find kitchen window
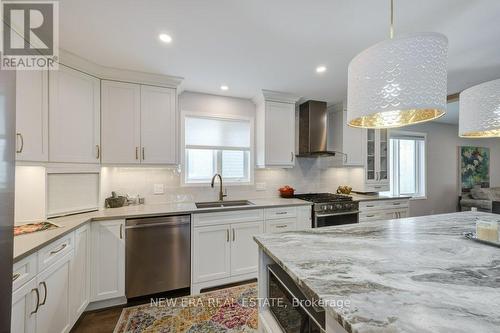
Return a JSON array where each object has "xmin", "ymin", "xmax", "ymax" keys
[
  {"xmin": 388, "ymin": 131, "xmax": 426, "ymax": 198},
  {"xmin": 183, "ymin": 115, "xmax": 253, "ymax": 184}
]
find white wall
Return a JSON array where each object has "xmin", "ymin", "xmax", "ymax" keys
[
  {"xmin": 403, "ymin": 122, "xmax": 500, "ymax": 217},
  {"xmin": 15, "ymin": 166, "xmax": 46, "ymax": 224}
]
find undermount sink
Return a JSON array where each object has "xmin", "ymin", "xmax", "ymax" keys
[{"xmin": 195, "ymin": 200, "xmax": 254, "ymax": 209}]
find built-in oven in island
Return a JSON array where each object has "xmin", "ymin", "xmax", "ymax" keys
[{"xmin": 268, "ymin": 264, "xmax": 325, "ymax": 333}]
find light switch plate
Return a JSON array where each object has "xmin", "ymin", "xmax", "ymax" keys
[
  {"xmin": 153, "ymin": 184, "xmax": 165, "ymax": 195},
  {"xmin": 256, "ymin": 182, "xmax": 266, "ymax": 191}
]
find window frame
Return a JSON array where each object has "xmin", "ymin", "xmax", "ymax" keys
[
  {"xmin": 180, "ymin": 111, "xmax": 255, "ymax": 186},
  {"xmin": 388, "ymin": 130, "xmax": 427, "ymax": 199}
]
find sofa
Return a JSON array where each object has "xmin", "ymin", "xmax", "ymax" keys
[{"xmin": 460, "ymin": 187, "xmax": 500, "ymax": 213}]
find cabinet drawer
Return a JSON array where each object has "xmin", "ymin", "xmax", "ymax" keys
[
  {"xmin": 194, "ymin": 209, "xmax": 264, "ymax": 227},
  {"xmin": 382, "ymin": 200, "xmax": 409, "ymax": 209},
  {"xmin": 266, "ymin": 218, "xmax": 297, "ymax": 233},
  {"xmin": 359, "ymin": 212, "xmax": 386, "ymax": 222},
  {"xmin": 12, "ymin": 253, "xmax": 37, "ymax": 292},
  {"xmin": 264, "ymin": 207, "xmax": 297, "ymax": 220},
  {"xmin": 38, "ymin": 233, "xmax": 74, "ymax": 272},
  {"xmin": 360, "ymin": 199, "xmax": 409, "ymax": 211}
]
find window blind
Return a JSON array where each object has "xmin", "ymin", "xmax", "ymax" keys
[{"xmin": 185, "ymin": 116, "xmax": 250, "ymax": 149}]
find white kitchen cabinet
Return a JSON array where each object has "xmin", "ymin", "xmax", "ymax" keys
[
  {"xmin": 15, "ymin": 69, "xmax": 49, "ymax": 162},
  {"xmin": 361, "ymin": 129, "xmax": 390, "ymax": 192},
  {"xmin": 140, "ymin": 85, "xmax": 177, "ymax": 164},
  {"xmin": 11, "ymin": 277, "xmax": 37, "ymax": 333},
  {"xmin": 90, "ymin": 219, "xmax": 125, "ymax": 302},
  {"xmin": 101, "ymin": 81, "xmax": 178, "ymax": 165},
  {"xmin": 266, "ymin": 218, "xmax": 297, "ymax": 233},
  {"xmin": 255, "ymin": 90, "xmax": 300, "ymax": 168},
  {"xmin": 49, "ymin": 65, "xmax": 100, "ymax": 163},
  {"xmin": 101, "ymin": 81, "xmax": 141, "ymax": 164},
  {"xmin": 36, "ymin": 253, "xmax": 72, "ymax": 333},
  {"xmin": 296, "ymin": 205, "xmax": 312, "ymax": 230},
  {"xmin": 69, "ymin": 224, "xmax": 90, "ymax": 325},
  {"xmin": 230, "ymin": 221, "xmax": 263, "ymax": 276},
  {"xmin": 192, "ymin": 224, "xmax": 231, "ymax": 283},
  {"xmin": 329, "ymin": 103, "xmax": 363, "ymax": 166},
  {"xmin": 359, "ymin": 199, "xmax": 409, "ymax": 222}
]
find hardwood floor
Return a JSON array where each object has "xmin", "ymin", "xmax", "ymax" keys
[{"xmin": 71, "ymin": 280, "xmax": 256, "ymax": 333}]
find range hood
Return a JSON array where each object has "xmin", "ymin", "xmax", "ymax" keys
[{"xmin": 297, "ymin": 100, "xmax": 337, "ymax": 157}]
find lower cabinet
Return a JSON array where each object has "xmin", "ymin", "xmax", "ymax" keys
[
  {"xmin": 11, "ymin": 277, "xmax": 37, "ymax": 333},
  {"xmin": 359, "ymin": 199, "xmax": 410, "ymax": 223},
  {"xmin": 90, "ymin": 219, "xmax": 125, "ymax": 302},
  {"xmin": 36, "ymin": 253, "xmax": 72, "ymax": 333},
  {"xmin": 230, "ymin": 221, "xmax": 264, "ymax": 276},
  {"xmin": 69, "ymin": 224, "xmax": 91, "ymax": 325},
  {"xmin": 192, "ymin": 224, "xmax": 231, "ymax": 283}
]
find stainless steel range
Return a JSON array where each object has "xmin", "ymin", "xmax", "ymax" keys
[{"xmin": 294, "ymin": 193, "xmax": 359, "ymax": 228}]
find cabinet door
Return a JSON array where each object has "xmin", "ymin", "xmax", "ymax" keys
[
  {"xmin": 70, "ymin": 224, "xmax": 90, "ymax": 325},
  {"xmin": 140, "ymin": 85, "xmax": 177, "ymax": 164},
  {"xmin": 36, "ymin": 253, "xmax": 72, "ymax": 333},
  {"xmin": 90, "ymin": 220, "xmax": 125, "ymax": 302},
  {"xmin": 49, "ymin": 65, "xmax": 100, "ymax": 163},
  {"xmin": 192, "ymin": 225, "xmax": 231, "ymax": 283},
  {"xmin": 101, "ymin": 81, "xmax": 141, "ymax": 164},
  {"xmin": 377, "ymin": 129, "xmax": 389, "ymax": 182},
  {"xmin": 365, "ymin": 129, "xmax": 376, "ymax": 183},
  {"xmin": 296, "ymin": 206, "xmax": 312, "ymax": 230},
  {"xmin": 230, "ymin": 221, "xmax": 263, "ymax": 276},
  {"xmin": 265, "ymin": 101, "xmax": 295, "ymax": 166},
  {"xmin": 16, "ymin": 69, "xmax": 48, "ymax": 162},
  {"xmin": 11, "ymin": 278, "xmax": 37, "ymax": 333}
]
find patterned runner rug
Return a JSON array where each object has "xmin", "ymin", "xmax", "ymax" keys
[{"xmin": 114, "ymin": 283, "xmax": 258, "ymax": 333}]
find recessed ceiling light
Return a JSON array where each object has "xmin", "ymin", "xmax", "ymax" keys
[
  {"xmin": 159, "ymin": 33, "xmax": 172, "ymax": 43},
  {"xmin": 316, "ymin": 66, "xmax": 327, "ymax": 73},
  {"xmin": 220, "ymin": 85, "xmax": 229, "ymax": 91}
]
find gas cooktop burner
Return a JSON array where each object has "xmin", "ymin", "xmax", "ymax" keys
[{"xmin": 293, "ymin": 193, "xmax": 352, "ymax": 203}]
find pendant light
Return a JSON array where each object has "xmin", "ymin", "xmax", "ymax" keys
[
  {"xmin": 347, "ymin": 0, "xmax": 448, "ymax": 128},
  {"xmin": 459, "ymin": 78, "xmax": 500, "ymax": 137}
]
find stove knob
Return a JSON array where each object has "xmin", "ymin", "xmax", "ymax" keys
[{"xmin": 335, "ymin": 204, "xmax": 342, "ymax": 210}]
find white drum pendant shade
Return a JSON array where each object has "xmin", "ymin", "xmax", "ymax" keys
[
  {"xmin": 459, "ymin": 79, "xmax": 500, "ymax": 138},
  {"xmin": 347, "ymin": 32, "xmax": 448, "ymax": 128}
]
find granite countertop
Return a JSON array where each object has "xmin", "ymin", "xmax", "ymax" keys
[
  {"xmin": 254, "ymin": 211, "xmax": 500, "ymax": 333},
  {"xmin": 350, "ymin": 193, "xmax": 412, "ymax": 202},
  {"xmin": 14, "ymin": 197, "xmax": 311, "ymax": 262}
]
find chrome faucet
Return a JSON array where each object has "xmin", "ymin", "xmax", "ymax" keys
[{"xmin": 211, "ymin": 173, "xmax": 227, "ymax": 202}]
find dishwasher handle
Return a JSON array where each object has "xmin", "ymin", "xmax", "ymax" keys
[
  {"xmin": 125, "ymin": 221, "xmax": 190, "ymax": 229},
  {"xmin": 125, "ymin": 215, "xmax": 191, "ymax": 229}
]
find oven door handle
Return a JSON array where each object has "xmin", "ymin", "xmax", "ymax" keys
[{"xmin": 315, "ymin": 211, "xmax": 360, "ymax": 218}]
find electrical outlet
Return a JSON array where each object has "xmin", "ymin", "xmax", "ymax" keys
[
  {"xmin": 153, "ymin": 184, "xmax": 165, "ymax": 195},
  {"xmin": 256, "ymin": 182, "xmax": 266, "ymax": 191}
]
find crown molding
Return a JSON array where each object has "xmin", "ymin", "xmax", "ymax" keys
[
  {"xmin": 58, "ymin": 49, "xmax": 183, "ymax": 88},
  {"xmin": 252, "ymin": 89, "xmax": 301, "ymax": 105}
]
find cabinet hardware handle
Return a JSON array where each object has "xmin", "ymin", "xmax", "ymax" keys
[
  {"xmin": 96, "ymin": 144, "xmax": 100, "ymax": 159},
  {"xmin": 366, "ymin": 205, "xmax": 375, "ymax": 208},
  {"xmin": 12, "ymin": 273, "xmax": 20, "ymax": 281},
  {"xmin": 120, "ymin": 224, "xmax": 123, "ymax": 239},
  {"xmin": 135, "ymin": 147, "xmax": 139, "ymax": 160},
  {"xmin": 226, "ymin": 229, "xmax": 230, "ymax": 242},
  {"xmin": 142, "ymin": 147, "xmax": 145, "ymax": 160},
  {"xmin": 30, "ymin": 288, "xmax": 40, "ymax": 315},
  {"xmin": 50, "ymin": 243, "xmax": 67, "ymax": 255},
  {"xmin": 366, "ymin": 215, "xmax": 375, "ymax": 218},
  {"xmin": 232, "ymin": 228, "xmax": 236, "ymax": 241},
  {"xmin": 39, "ymin": 282, "xmax": 47, "ymax": 306},
  {"xmin": 16, "ymin": 133, "xmax": 24, "ymax": 153},
  {"xmin": 276, "ymin": 212, "xmax": 287, "ymax": 215},
  {"xmin": 291, "ymin": 152, "xmax": 294, "ymax": 162},
  {"xmin": 393, "ymin": 203, "xmax": 400, "ymax": 205},
  {"xmin": 275, "ymin": 225, "xmax": 287, "ymax": 229}
]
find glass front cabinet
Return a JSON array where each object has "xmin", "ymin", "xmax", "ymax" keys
[{"xmin": 363, "ymin": 129, "xmax": 390, "ymax": 192}]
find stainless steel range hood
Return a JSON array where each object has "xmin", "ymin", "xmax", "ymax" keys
[{"xmin": 297, "ymin": 100, "xmax": 337, "ymax": 157}]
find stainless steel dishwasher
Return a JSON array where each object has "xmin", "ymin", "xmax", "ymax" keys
[{"xmin": 125, "ymin": 215, "xmax": 191, "ymax": 298}]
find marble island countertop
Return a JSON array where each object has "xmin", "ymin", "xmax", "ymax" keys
[
  {"xmin": 14, "ymin": 197, "xmax": 311, "ymax": 262},
  {"xmin": 254, "ymin": 211, "xmax": 500, "ymax": 333}
]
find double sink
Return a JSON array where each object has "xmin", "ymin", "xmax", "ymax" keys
[{"xmin": 195, "ymin": 200, "xmax": 254, "ymax": 209}]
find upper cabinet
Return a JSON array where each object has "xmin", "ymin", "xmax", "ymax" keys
[
  {"xmin": 329, "ymin": 102, "xmax": 364, "ymax": 166},
  {"xmin": 255, "ymin": 90, "xmax": 300, "ymax": 168},
  {"xmin": 49, "ymin": 65, "xmax": 101, "ymax": 163},
  {"xmin": 15, "ymin": 69, "xmax": 49, "ymax": 162},
  {"xmin": 101, "ymin": 81, "xmax": 178, "ymax": 165},
  {"xmin": 362, "ymin": 128, "xmax": 389, "ymax": 192}
]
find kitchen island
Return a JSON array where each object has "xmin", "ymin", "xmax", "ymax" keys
[{"xmin": 254, "ymin": 212, "xmax": 500, "ymax": 333}]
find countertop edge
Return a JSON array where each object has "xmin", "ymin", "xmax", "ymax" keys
[{"xmin": 14, "ymin": 199, "xmax": 312, "ymax": 263}]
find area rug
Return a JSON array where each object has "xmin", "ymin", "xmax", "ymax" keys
[{"xmin": 113, "ymin": 283, "xmax": 258, "ymax": 333}]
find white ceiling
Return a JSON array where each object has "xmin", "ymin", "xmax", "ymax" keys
[{"xmin": 59, "ymin": 0, "xmax": 500, "ymax": 123}]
